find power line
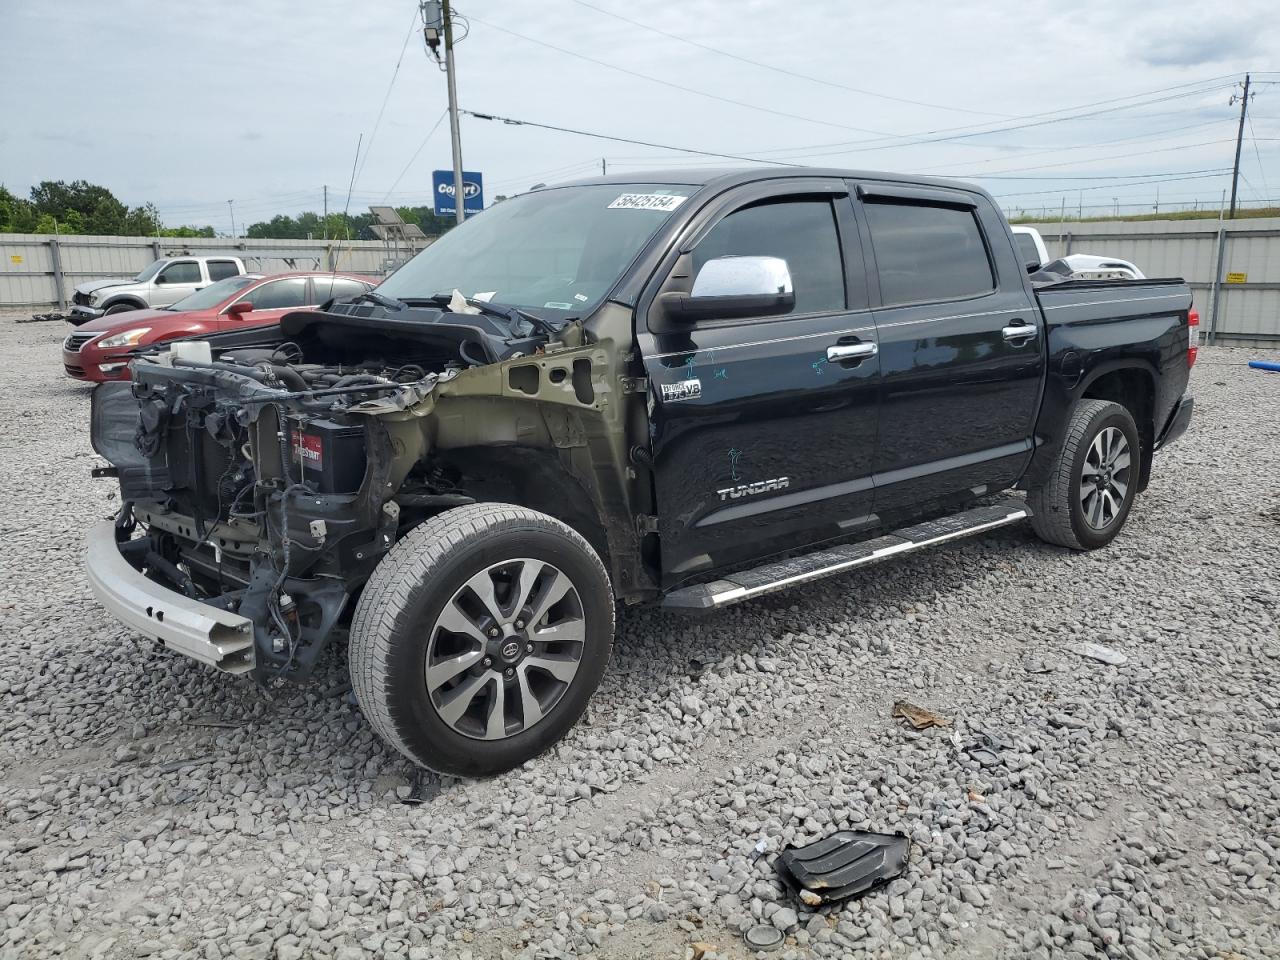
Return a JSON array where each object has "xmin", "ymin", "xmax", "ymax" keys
[
  {"xmin": 1247, "ymin": 115, "xmax": 1271, "ymax": 206},
  {"xmin": 463, "ymin": 109, "xmax": 798, "ymax": 166},
  {"xmin": 949, "ymin": 137, "xmax": 1237, "ymax": 178},
  {"xmin": 382, "ymin": 109, "xmax": 450, "ymax": 201},
  {"xmin": 568, "ymin": 0, "xmax": 1012, "ymax": 120},
  {"xmin": 466, "ymin": 14, "xmax": 893, "ymax": 136},
  {"xmin": 753, "ymin": 82, "xmax": 1239, "ymax": 161},
  {"xmin": 354, "ymin": 7, "xmax": 421, "ymax": 187},
  {"xmin": 969, "ymin": 167, "xmax": 1234, "ymax": 181},
  {"xmin": 991, "ymin": 170, "xmax": 1231, "ymax": 199}
]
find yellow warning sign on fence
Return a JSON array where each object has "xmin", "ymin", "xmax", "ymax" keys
[
  {"xmin": 1225, "ymin": 272, "xmax": 1247, "ymax": 284},
  {"xmin": 8, "ymin": 255, "xmax": 21, "ymax": 265}
]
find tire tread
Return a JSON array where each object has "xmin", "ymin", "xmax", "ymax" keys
[
  {"xmin": 348, "ymin": 503, "xmax": 613, "ymax": 772},
  {"xmin": 1029, "ymin": 399, "xmax": 1129, "ymax": 550}
]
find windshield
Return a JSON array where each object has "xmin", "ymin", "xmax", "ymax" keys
[
  {"xmin": 167, "ymin": 275, "xmax": 257, "ymax": 311},
  {"xmin": 133, "ymin": 260, "xmax": 166, "ymax": 282},
  {"xmin": 377, "ymin": 183, "xmax": 696, "ymax": 315}
]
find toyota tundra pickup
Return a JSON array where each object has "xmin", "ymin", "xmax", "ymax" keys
[{"xmin": 85, "ymin": 168, "xmax": 1196, "ymax": 777}]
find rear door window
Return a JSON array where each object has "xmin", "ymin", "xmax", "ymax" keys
[
  {"xmin": 311, "ymin": 277, "xmax": 369, "ymax": 304},
  {"xmin": 863, "ymin": 200, "xmax": 994, "ymax": 306},
  {"xmin": 692, "ymin": 199, "xmax": 845, "ymax": 316},
  {"xmin": 241, "ymin": 278, "xmax": 310, "ymax": 310},
  {"xmin": 207, "ymin": 260, "xmax": 240, "ymax": 281}
]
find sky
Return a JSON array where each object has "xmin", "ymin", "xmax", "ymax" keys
[{"xmin": 1, "ymin": 0, "xmax": 1276, "ymax": 232}]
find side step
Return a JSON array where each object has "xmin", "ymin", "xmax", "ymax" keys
[{"xmin": 661, "ymin": 499, "xmax": 1030, "ymax": 612}]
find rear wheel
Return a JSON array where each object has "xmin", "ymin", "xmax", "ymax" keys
[
  {"xmin": 349, "ymin": 504, "xmax": 614, "ymax": 777},
  {"xmin": 1029, "ymin": 399, "xmax": 1140, "ymax": 550}
]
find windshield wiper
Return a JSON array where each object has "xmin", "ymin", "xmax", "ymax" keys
[{"xmin": 348, "ymin": 290, "xmax": 408, "ymax": 311}]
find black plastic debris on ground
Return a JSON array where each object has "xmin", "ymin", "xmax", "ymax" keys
[
  {"xmin": 775, "ymin": 830, "xmax": 909, "ymax": 906},
  {"xmin": 964, "ymin": 730, "xmax": 1006, "ymax": 767}
]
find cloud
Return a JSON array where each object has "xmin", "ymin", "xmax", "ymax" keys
[{"xmin": 1134, "ymin": 24, "xmax": 1258, "ymax": 67}]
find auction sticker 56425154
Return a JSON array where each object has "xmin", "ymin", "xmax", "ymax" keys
[{"xmin": 608, "ymin": 193, "xmax": 687, "ymax": 212}]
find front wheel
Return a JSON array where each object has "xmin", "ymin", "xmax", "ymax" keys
[
  {"xmin": 1029, "ymin": 399, "xmax": 1141, "ymax": 550},
  {"xmin": 349, "ymin": 504, "xmax": 614, "ymax": 777},
  {"xmin": 104, "ymin": 302, "xmax": 140, "ymax": 315}
]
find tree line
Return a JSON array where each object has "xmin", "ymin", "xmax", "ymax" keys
[
  {"xmin": 0, "ymin": 179, "xmax": 460, "ymax": 241},
  {"xmin": 0, "ymin": 181, "xmax": 216, "ymax": 237}
]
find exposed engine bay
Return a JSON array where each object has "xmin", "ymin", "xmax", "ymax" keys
[{"xmin": 89, "ymin": 304, "xmax": 587, "ymax": 680}]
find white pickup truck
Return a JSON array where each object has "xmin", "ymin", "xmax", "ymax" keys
[
  {"xmin": 68, "ymin": 256, "xmax": 247, "ymax": 324},
  {"xmin": 1011, "ymin": 226, "xmax": 1145, "ymax": 280}
]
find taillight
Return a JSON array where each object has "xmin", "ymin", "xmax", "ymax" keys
[{"xmin": 1187, "ymin": 307, "xmax": 1200, "ymax": 368}]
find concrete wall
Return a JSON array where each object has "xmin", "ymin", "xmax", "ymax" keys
[
  {"xmin": 0, "ymin": 234, "xmax": 432, "ymax": 309},
  {"xmin": 1023, "ymin": 216, "xmax": 1280, "ymax": 346}
]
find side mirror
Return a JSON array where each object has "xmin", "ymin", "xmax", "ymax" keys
[
  {"xmin": 1024, "ymin": 260, "xmax": 1041, "ymax": 274},
  {"xmin": 661, "ymin": 255, "xmax": 795, "ymax": 323},
  {"xmin": 226, "ymin": 301, "xmax": 253, "ymax": 316}
]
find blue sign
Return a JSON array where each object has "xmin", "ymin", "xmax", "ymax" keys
[{"xmin": 432, "ymin": 170, "xmax": 484, "ymax": 217}]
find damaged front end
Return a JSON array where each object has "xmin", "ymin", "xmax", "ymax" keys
[{"xmin": 86, "ymin": 308, "xmax": 516, "ymax": 681}]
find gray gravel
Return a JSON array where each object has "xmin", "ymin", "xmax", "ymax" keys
[{"xmin": 1, "ymin": 311, "xmax": 1278, "ymax": 960}]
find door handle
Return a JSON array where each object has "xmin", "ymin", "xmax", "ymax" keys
[
  {"xmin": 827, "ymin": 341, "xmax": 878, "ymax": 363},
  {"xmin": 1002, "ymin": 321, "xmax": 1037, "ymax": 343}
]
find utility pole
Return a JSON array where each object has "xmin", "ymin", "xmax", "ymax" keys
[
  {"xmin": 442, "ymin": 0, "xmax": 466, "ymax": 225},
  {"xmin": 323, "ymin": 185, "xmax": 328, "ymax": 240},
  {"xmin": 601, "ymin": 158, "xmax": 607, "ymax": 176},
  {"xmin": 1229, "ymin": 73, "xmax": 1252, "ymax": 219},
  {"xmin": 227, "ymin": 200, "xmax": 237, "ymax": 239}
]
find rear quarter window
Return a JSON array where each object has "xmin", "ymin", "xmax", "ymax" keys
[
  {"xmin": 207, "ymin": 260, "xmax": 240, "ymax": 281},
  {"xmin": 864, "ymin": 201, "xmax": 994, "ymax": 306}
]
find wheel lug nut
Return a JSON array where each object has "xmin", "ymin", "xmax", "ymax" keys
[
  {"xmin": 526, "ymin": 643, "xmax": 533, "ymax": 653},
  {"xmin": 504, "ymin": 667, "xmax": 514, "ymax": 678},
  {"xmin": 483, "ymin": 657, "xmax": 493, "ymax": 668},
  {"xmin": 515, "ymin": 619, "xmax": 525, "ymax": 629},
  {"xmin": 488, "ymin": 627, "xmax": 500, "ymax": 638}
]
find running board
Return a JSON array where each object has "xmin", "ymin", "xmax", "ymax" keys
[{"xmin": 661, "ymin": 499, "xmax": 1030, "ymax": 613}]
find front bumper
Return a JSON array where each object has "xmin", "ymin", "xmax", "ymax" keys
[
  {"xmin": 1155, "ymin": 394, "xmax": 1193, "ymax": 450},
  {"xmin": 69, "ymin": 305, "xmax": 105, "ymax": 324},
  {"xmin": 62, "ymin": 347, "xmax": 129, "ymax": 381},
  {"xmin": 85, "ymin": 521, "xmax": 256, "ymax": 674}
]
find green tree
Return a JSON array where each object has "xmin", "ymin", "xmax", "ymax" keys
[
  {"xmin": 86, "ymin": 196, "xmax": 127, "ymax": 234},
  {"xmin": 30, "ymin": 180, "xmax": 119, "ymax": 222}
]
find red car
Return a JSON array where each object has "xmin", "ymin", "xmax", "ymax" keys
[{"xmin": 62, "ymin": 272, "xmax": 373, "ymax": 382}]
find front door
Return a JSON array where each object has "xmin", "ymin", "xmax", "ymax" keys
[
  {"xmin": 853, "ymin": 181, "xmax": 1044, "ymax": 514},
  {"xmin": 639, "ymin": 182, "xmax": 880, "ymax": 583}
]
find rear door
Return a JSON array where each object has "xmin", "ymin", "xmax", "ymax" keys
[
  {"xmin": 853, "ymin": 182, "xmax": 1043, "ymax": 514},
  {"xmin": 150, "ymin": 259, "xmax": 204, "ymax": 306},
  {"xmin": 217, "ymin": 277, "xmax": 311, "ymax": 329},
  {"xmin": 639, "ymin": 179, "xmax": 880, "ymax": 583},
  {"xmin": 309, "ymin": 276, "xmax": 371, "ymax": 305}
]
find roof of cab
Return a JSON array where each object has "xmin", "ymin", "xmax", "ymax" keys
[{"xmin": 551, "ymin": 165, "xmax": 992, "ymax": 199}]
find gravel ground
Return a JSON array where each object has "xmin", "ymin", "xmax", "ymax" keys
[{"xmin": 1, "ymin": 311, "xmax": 1277, "ymax": 960}]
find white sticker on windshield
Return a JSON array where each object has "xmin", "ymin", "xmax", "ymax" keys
[{"xmin": 608, "ymin": 193, "xmax": 687, "ymax": 212}]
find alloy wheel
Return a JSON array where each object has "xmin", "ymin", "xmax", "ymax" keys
[
  {"xmin": 1080, "ymin": 426, "xmax": 1131, "ymax": 530},
  {"xmin": 424, "ymin": 559, "xmax": 585, "ymax": 740}
]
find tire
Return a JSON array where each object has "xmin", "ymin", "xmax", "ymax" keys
[
  {"xmin": 349, "ymin": 503, "xmax": 614, "ymax": 777},
  {"xmin": 1029, "ymin": 399, "xmax": 1141, "ymax": 550},
  {"xmin": 104, "ymin": 302, "xmax": 140, "ymax": 315}
]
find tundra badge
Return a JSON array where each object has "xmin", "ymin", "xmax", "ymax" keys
[{"xmin": 717, "ymin": 477, "xmax": 790, "ymax": 501}]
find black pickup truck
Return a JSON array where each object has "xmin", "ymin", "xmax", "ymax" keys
[{"xmin": 86, "ymin": 168, "xmax": 1196, "ymax": 776}]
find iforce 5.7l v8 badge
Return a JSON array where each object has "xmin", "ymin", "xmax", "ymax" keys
[{"xmin": 660, "ymin": 379, "xmax": 702, "ymax": 402}]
